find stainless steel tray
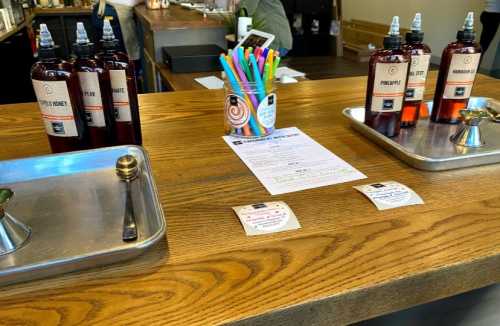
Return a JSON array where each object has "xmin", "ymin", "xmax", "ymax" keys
[
  {"xmin": 343, "ymin": 97, "xmax": 500, "ymax": 171},
  {"xmin": 0, "ymin": 146, "xmax": 166, "ymax": 285}
]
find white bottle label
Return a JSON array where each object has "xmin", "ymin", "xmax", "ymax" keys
[
  {"xmin": 443, "ymin": 53, "xmax": 481, "ymax": 99},
  {"xmin": 32, "ymin": 79, "xmax": 78, "ymax": 137},
  {"xmin": 78, "ymin": 72, "xmax": 106, "ymax": 127},
  {"xmin": 109, "ymin": 70, "xmax": 132, "ymax": 122},
  {"xmin": 405, "ymin": 54, "xmax": 430, "ymax": 101},
  {"xmin": 371, "ymin": 62, "xmax": 409, "ymax": 113},
  {"xmin": 257, "ymin": 93, "xmax": 277, "ymax": 128}
]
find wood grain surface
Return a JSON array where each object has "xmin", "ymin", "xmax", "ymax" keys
[
  {"xmin": 32, "ymin": 7, "xmax": 92, "ymax": 15},
  {"xmin": 0, "ymin": 72, "xmax": 500, "ymax": 325},
  {"xmin": 134, "ymin": 4, "xmax": 225, "ymax": 32},
  {"xmin": 156, "ymin": 63, "xmax": 221, "ymax": 91}
]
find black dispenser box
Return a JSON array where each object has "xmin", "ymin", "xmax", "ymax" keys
[{"xmin": 162, "ymin": 44, "xmax": 225, "ymax": 73}]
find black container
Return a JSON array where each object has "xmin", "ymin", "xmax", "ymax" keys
[{"xmin": 162, "ymin": 44, "xmax": 224, "ymax": 73}]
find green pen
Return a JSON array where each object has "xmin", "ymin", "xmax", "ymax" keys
[
  {"xmin": 264, "ymin": 63, "xmax": 271, "ymax": 92},
  {"xmin": 272, "ymin": 56, "xmax": 281, "ymax": 79}
]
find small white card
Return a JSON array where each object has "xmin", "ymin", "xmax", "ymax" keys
[
  {"xmin": 194, "ymin": 76, "xmax": 224, "ymax": 89},
  {"xmin": 354, "ymin": 181, "xmax": 424, "ymax": 210},
  {"xmin": 275, "ymin": 67, "xmax": 306, "ymax": 79},
  {"xmin": 233, "ymin": 201, "xmax": 301, "ymax": 236}
]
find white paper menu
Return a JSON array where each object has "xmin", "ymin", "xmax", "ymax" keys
[{"xmin": 223, "ymin": 127, "xmax": 367, "ymax": 195}]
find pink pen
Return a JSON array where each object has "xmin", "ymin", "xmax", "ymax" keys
[
  {"xmin": 254, "ymin": 47, "xmax": 261, "ymax": 59},
  {"xmin": 258, "ymin": 55, "xmax": 265, "ymax": 75}
]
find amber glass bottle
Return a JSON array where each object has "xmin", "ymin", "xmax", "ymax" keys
[
  {"xmin": 401, "ymin": 13, "xmax": 431, "ymax": 128},
  {"xmin": 73, "ymin": 22, "xmax": 115, "ymax": 148},
  {"xmin": 431, "ymin": 12, "xmax": 482, "ymax": 124},
  {"xmin": 365, "ymin": 17, "xmax": 410, "ymax": 137},
  {"xmin": 96, "ymin": 19, "xmax": 142, "ymax": 145},
  {"xmin": 31, "ymin": 24, "xmax": 88, "ymax": 153}
]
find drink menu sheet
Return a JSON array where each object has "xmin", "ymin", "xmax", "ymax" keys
[{"xmin": 223, "ymin": 127, "xmax": 367, "ymax": 195}]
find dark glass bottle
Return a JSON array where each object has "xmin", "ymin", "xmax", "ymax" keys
[
  {"xmin": 431, "ymin": 12, "xmax": 482, "ymax": 124},
  {"xmin": 365, "ymin": 16, "xmax": 410, "ymax": 137},
  {"xmin": 31, "ymin": 24, "xmax": 88, "ymax": 153},
  {"xmin": 96, "ymin": 19, "xmax": 142, "ymax": 145},
  {"xmin": 73, "ymin": 22, "xmax": 115, "ymax": 148},
  {"xmin": 401, "ymin": 13, "xmax": 432, "ymax": 128}
]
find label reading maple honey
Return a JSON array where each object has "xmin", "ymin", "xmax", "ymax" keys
[{"xmin": 32, "ymin": 79, "xmax": 78, "ymax": 137}]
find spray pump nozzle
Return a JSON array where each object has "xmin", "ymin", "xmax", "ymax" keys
[
  {"xmin": 76, "ymin": 22, "xmax": 90, "ymax": 45},
  {"xmin": 411, "ymin": 13, "xmax": 422, "ymax": 31},
  {"xmin": 388, "ymin": 16, "xmax": 400, "ymax": 36},
  {"xmin": 39, "ymin": 23, "xmax": 55, "ymax": 48},
  {"xmin": 102, "ymin": 19, "xmax": 116, "ymax": 41},
  {"xmin": 463, "ymin": 11, "xmax": 474, "ymax": 31}
]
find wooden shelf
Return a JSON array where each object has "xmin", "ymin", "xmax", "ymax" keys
[
  {"xmin": 134, "ymin": 4, "xmax": 225, "ymax": 32},
  {"xmin": 32, "ymin": 6, "xmax": 92, "ymax": 15}
]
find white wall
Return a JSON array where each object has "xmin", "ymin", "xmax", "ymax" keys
[{"xmin": 342, "ymin": 0, "xmax": 499, "ymax": 72}]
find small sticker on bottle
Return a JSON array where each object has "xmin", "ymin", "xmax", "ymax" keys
[
  {"xmin": 32, "ymin": 79, "xmax": 78, "ymax": 137},
  {"xmin": 354, "ymin": 181, "xmax": 424, "ymax": 210},
  {"xmin": 257, "ymin": 93, "xmax": 276, "ymax": 128},
  {"xmin": 405, "ymin": 54, "xmax": 430, "ymax": 101},
  {"xmin": 443, "ymin": 53, "xmax": 481, "ymax": 99},
  {"xmin": 109, "ymin": 70, "xmax": 132, "ymax": 122},
  {"xmin": 233, "ymin": 201, "xmax": 301, "ymax": 236},
  {"xmin": 78, "ymin": 72, "xmax": 106, "ymax": 127},
  {"xmin": 224, "ymin": 94, "xmax": 250, "ymax": 128},
  {"xmin": 371, "ymin": 62, "xmax": 409, "ymax": 113}
]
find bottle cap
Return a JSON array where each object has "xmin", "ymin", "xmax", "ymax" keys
[
  {"xmin": 457, "ymin": 11, "xmax": 475, "ymax": 42},
  {"xmin": 38, "ymin": 23, "xmax": 58, "ymax": 59},
  {"xmin": 76, "ymin": 22, "xmax": 90, "ymax": 44},
  {"xmin": 73, "ymin": 22, "xmax": 94, "ymax": 57},
  {"xmin": 406, "ymin": 13, "xmax": 424, "ymax": 43},
  {"xmin": 383, "ymin": 16, "xmax": 402, "ymax": 49},
  {"xmin": 101, "ymin": 18, "xmax": 119, "ymax": 50}
]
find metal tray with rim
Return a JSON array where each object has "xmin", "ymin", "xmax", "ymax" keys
[
  {"xmin": 0, "ymin": 145, "xmax": 166, "ymax": 285},
  {"xmin": 342, "ymin": 97, "xmax": 500, "ymax": 171}
]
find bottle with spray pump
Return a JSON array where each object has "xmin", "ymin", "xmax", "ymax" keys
[
  {"xmin": 96, "ymin": 19, "xmax": 142, "ymax": 145},
  {"xmin": 73, "ymin": 22, "xmax": 115, "ymax": 148},
  {"xmin": 31, "ymin": 23, "xmax": 88, "ymax": 153},
  {"xmin": 364, "ymin": 16, "xmax": 411, "ymax": 137},
  {"xmin": 431, "ymin": 12, "xmax": 482, "ymax": 124},
  {"xmin": 401, "ymin": 13, "xmax": 432, "ymax": 128}
]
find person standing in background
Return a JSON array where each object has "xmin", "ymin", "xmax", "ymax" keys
[
  {"xmin": 480, "ymin": 0, "xmax": 500, "ymax": 54},
  {"xmin": 236, "ymin": 0, "xmax": 293, "ymax": 55}
]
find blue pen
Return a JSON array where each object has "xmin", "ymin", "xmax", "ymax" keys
[
  {"xmin": 262, "ymin": 48, "xmax": 269, "ymax": 61},
  {"xmin": 249, "ymin": 53, "xmax": 266, "ymax": 102},
  {"xmin": 219, "ymin": 55, "xmax": 261, "ymax": 136}
]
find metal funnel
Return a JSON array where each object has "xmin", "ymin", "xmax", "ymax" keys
[
  {"xmin": 450, "ymin": 109, "xmax": 489, "ymax": 148},
  {"xmin": 0, "ymin": 189, "xmax": 30, "ymax": 255}
]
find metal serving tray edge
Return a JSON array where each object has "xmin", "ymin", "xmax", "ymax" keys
[
  {"xmin": 342, "ymin": 98, "xmax": 500, "ymax": 171},
  {"xmin": 0, "ymin": 145, "xmax": 166, "ymax": 285}
]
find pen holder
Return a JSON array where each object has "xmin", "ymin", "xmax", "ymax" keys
[{"xmin": 224, "ymin": 81, "xmax": 277, "ymax": 138}]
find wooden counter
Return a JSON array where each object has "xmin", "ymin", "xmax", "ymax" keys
[
  {"xmin": 1, "ymin": 73, "xmax": 500, "ymax": 325},
  {"xmin": 134, "ymin": 3, "xmax": 225, "ymax": 32},
  {"xmin": 134, "ymin": 4, "xmax": 227, "ymax": 92}
]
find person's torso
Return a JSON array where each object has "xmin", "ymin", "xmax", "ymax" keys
[{"xmin": 245, "ymin": 0, "xmax": 292, "ymax": 50}]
